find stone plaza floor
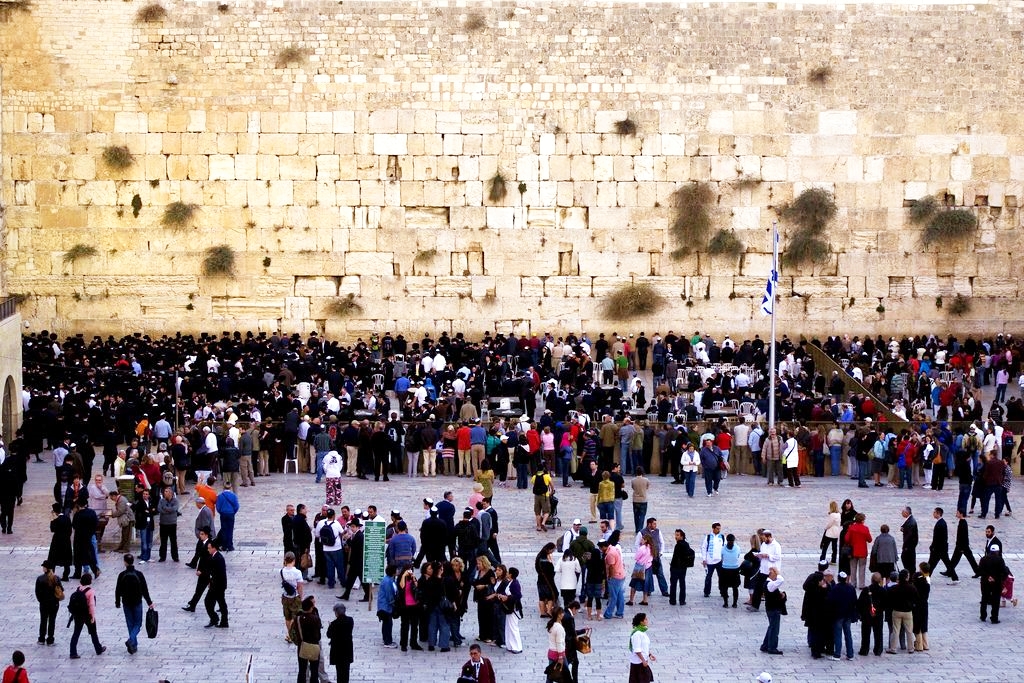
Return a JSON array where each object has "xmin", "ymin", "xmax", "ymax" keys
[{"xmin": 1, "ymin": 452, "xmax": 1020, "ymax": 683}]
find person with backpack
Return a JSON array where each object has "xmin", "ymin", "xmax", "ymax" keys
[
  {"xmin": 113, "ymin": 554, "xmax": 154, "ymax": 654},
  {"xmin": 669, "ymin": 529, "xmax": 694, "ymax": 606},
  {"xmin": 35, "ymin": 560, "xmax": 63, "ymax": 646},
  {"xmin": 2, "ymin": 650, "xmax": 29, "ymax": 683},
  {"xmin": 67, "ymin": 573, "xmax": 106, "ymax": 659},
  {"xmin": 315, "ymin": 509, "xmax": 345, "ymax": 591},
  {"xmin": 280, "ymin": 551, "xmax": 304, "ymax": 642}
]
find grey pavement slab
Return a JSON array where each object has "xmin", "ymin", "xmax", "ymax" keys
[{"xmin": 0, "ymin": 453, "xmax": 1020, "ymax": 683}]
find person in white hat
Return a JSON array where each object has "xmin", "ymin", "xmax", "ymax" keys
[{"xmin": 756, "ymin": 673, "xmax": 772, "ymax": 683}]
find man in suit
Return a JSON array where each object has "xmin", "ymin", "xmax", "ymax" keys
[
  {"xmin": 203, "ymin": 538, "xmax": 229, "ymax": 628},
  {"xmin": 71, "ymin": 498, "xmax": 100, "ymax": 579},
  {"xmin": 182, "ymin": 527, "xmax": 212, "ymax": 612},
  {"xmin": 927, "ymin": 507, "xmax": 952, "ymax": 576},
  {"xmin": 943, "ymin": 509, "xmax": 980, "ymax": 582},
  {"xmin": 899, "ymin": 506, "xmax": 917, "ymax": 573},
  {"xmin": 459, "ymin": 643, "xmax": 497, "ymax": 683},
  {"xmin": 984, "ymin": 525, "xmax": 1003, "ymax": 555},
  {"xmin": 563, "ymin": 600, "xmax": 585, "ymax": 683}
]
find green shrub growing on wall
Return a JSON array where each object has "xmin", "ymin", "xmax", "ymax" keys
[
  {"xmin": 922, "ymin": 209, "xmax": 977, "ymax": 246},
  {"xmin": 668, "ymin": 182, "xmax": 715, "ymax": 258},
  {"xmin": 601, "ymin": 282, "xmax": 664, "ymax": 319},
  {"xmin": 326, "ymin": 294, "xmax": 363, "ymax": 317},
  {"xmin": 63, "ymin": 244, "xmax": 98, "ymax": 265},
  {"xmin": 948, "ymin": 293, "xmax": 971, "ymax": 317},
  {"xmin": 202, "ymin": 245, "xmax": 235, "ymax": 276},
  {"xmin": 488, "ymin": 172, "xmax": 508, "ymax": 204},
  {"xmin": 101, "ymin": 145, "xmax": 134, "ymax": 170},
  {"xmin": 136, "ymin": 3, "xmax": 167, "ymax": 22},
  {"xmin": 781, "ymin": 188, "xmax": 836, "ymax": 267},
  {"xmin": 707, "ymin": 229, "xmax": 744, "ymax": 257},
  {"xmin": 162, "ymin": 202, "xmax": 198, "ymax": 228}
]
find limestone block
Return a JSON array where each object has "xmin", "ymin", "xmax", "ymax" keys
[
  {"xmin": 397, "ymin": 276, "xmax": 433, "ymax": 297},
  {"xmin": 345, "ymin": 252, "xmax": 394, "ymax": 276},
  {"xmin": 486, "ymin": 207, "xmax": 516, "ymax": 230},
  {"xmin": 373, "ymin": 134, "xmax": 408, "ymax": 156},
  {"xmin": 294, "ymin": 276, "xmax": 342, "ymax": 296},
  {"xmin": 435, "ymin": 276, "xmax": 472, "ymax": 297},
  {"xmin": 731, "ymin": 206, "xmax": 760, "ymax": 231},
  {"xmin": 972, "ymin": 277, "xmax": 1017, "ymax": 298},
  {"xmin": 279, "ymin": 156, "xmax": 316, "ymax": 180},
  {"xmin": 818, "ymin": 111, "xmax": 857, "ymax": 136},
  {"xmin": 257, "ymin": 155, "xmax": 280, "ymax": 180},
  {"xmin": 259, "ymin": 134, "xmax": 298, "ymax": 155},
  {"xmin": 462, "ymin": 111, "xmax": 498, "ymax": 135},
  {"xmin": 707, "ymin": 111, "xmax": 734, "ymax": 134},
  {"xmin": 570, "ymin": 156, "xmax": 594, "ymax": 181},
  {"xmin": 79, "ymin": 181, "xmax": 117, "ymax": 206},
  {"xmin": 792, "ymin": 277, "xmax": 848, "ymax": 297},
  {"xmin": 233, "ymin": 155, "xmax": 257, "ymax": 180},
  {"xmin": 560, "ymin": 207, "xmax": 588, "ymax": 230},
  {"xmin": 595, "ymin": 111, "xmax": 626, "ymax": 134},
  {"xmin": 578, "ymin": 251, "xmax": 617, "ymax": 275},
  {"xmin": 617, "ymin": 253, "xmax": 650, "ymax": 276},
  {"xmin": 710, "ymin": 156, "xmax": 739, "ymax": 181},
  {"xmin": 548, "ymin": 156, "xmax": 571, "ymax": 181},
  {"xmin": 517, "ymin": 154, "xmax": 540, "ymax": 182},
  {"xmin": 209, "ymin": 155, "xmax": 235, "ymax": 181},
  {"xmin": 586, "ymin": 207, "xmax": 626, "ymax": 231},
  {"xmin": 368, "ymin": 110, "xmax": 398, "ymax": 134},
  {"xmin": 469, "ymin": 275, "xmax": 496, "ymax": 299},
  {"xmin": 268, "ymin": 180, "xmax": 293, "ymax": 206},
  {"xmin": 521, "ymin": 276, "xmax": 544, "ymax": 297},
  {"xmin": 562, "ymin": 276, "xmax": 592, "ymax": 298},
  {"xmin": 950, "ymin": 156, "xmax": 972, "ymax": 181}
]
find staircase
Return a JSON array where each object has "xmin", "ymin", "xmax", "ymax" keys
[{"xmin": 804, "ymin": 343, "xmax": 907, "ymax": 424}]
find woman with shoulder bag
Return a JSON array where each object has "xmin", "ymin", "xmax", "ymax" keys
[
  {"xmin": 295, "ymin": 596, "xmax": 323, "ymax": 683},
  {"xmin": 398, "ymin": 564, "xmax": 423, "ymax": 652},
  {"xmin": 35, "ymin": 560, "xmax": 63, "ymax": 645}
]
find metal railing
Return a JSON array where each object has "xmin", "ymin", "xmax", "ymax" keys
[{"xmin": 0, "ymin": 297, "xmax": 19, "ymax": 323}]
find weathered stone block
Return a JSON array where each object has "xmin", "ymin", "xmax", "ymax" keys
[{"xmin": 345, "ymin": 252, "xmax": 394, "ymax": 276}]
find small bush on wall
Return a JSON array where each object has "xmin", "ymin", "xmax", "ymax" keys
[
  {"xmin": 136, "ymin": 3, "xmax": 167, "ymax": 22},
  {"xmin": 101, "ymin": 145, "xmax": 134, "ymax": 170},
  {"xmin": 63, "ymin": 244, "xmax": 98, "ymax": 265},
  {"xmin": 707, "ymin": 229, "xmax": 744, "ymax": 257},
  {"xmin": 601, "ymin": 282, "xmax": 665, "ymax": 319},
  {"xmin": 922, "ymin": 209, "xmax": 977, "ymax": 246},
  {"xmin": 202, "ymin": 245, "xmax": 235, "ymax": 276},
  {"xmin": 488, "ymin": 172, "xmax": 508, "ymax": 204},
  {"xmin": 781, "ymin": 187, "xmax": 836, "ymax": 268},
  {"xmin": 162, "ymin": 202, "xmax": 198, "ymax": 228},
  {"xmin": 668, "ymin": 182, "xmax": 715, "ymax": 258},
  {"xmin": 326, "ymin": 294, "xmax": 363, "ymax": 318},
  {"xmin": 948, "ymin": 293, "xmax": 972, "ymax": 317}
]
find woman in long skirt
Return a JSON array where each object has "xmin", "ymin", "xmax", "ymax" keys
[{"xmin": 503, "ymin": 567, "xmax": 524, "ymax": 654}]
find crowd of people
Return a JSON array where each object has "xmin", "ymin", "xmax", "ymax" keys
[{"xmin": 3, "ymin": 327, "xmax": 1023, "ymax": 682}]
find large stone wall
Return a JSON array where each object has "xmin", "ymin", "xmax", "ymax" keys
[{"xmin": 2, "ymin": 0, "xmax": 1024, "ymax": 338}]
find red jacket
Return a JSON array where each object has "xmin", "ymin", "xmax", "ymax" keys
[
  {"xmin": 459, "ymin": 656, "xmax": 496, "ymax": 683},
  {"xmin": 456, "ymin": 426, "xmax": 472, "ymax": 451},
  {"xmin": 845, "ymin": 522, "xmax": 873, "ymax": 559}
]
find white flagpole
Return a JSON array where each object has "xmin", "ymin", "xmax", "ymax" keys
[{"xmin": 768, "ymin": 222, "xmax": 778, "ymax": 434}]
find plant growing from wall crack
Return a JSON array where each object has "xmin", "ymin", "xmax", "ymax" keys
[
  {"xmin": 668, "ymin": 182, "xmax": 715, "ymax": 259},
  {"xmin": 326, "ymin": 293, "xmax": 363, "ymax": 317},
  {"xmin": 948, "ymin": 294, "xmax": 971, "ymax": 317},
  {"xmin": 136, "ymin": 2, "xmax": 167, "ymax": 22},
  {"xmin": 202, "ymin": 245, "xmax": 235, "ymax": 276},
  {"xmin": 162, "ymin": 201, "xmax": 197, "ymax": 228},
  {"xmin": 781, "ymin": 187, "xmax": 836, "ymax": 267},
  {"xmin": 707, "ymin": 229, "xmax": 744, "ymax": 257},
  {"xmin": 63, "ymin": 244, "xmax": 98, "ymax": 265},
  {"xmin": 101, "ymin": 145, "xmax": 134, "ymax": 170},
  {"xmin": 601, "ymin": 282, "xmax": 664, "ymax": 319},
  {"xmin": 488, "ymin": 171, "xmax": 508, "ymax": 204}
]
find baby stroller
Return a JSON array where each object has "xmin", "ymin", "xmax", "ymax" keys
[{"xmin": 546, "ymin": 494, "xmax": 562, "ymax": 529}]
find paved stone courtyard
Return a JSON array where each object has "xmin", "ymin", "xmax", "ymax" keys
[{"xmin": 0, "ymin": 452, "xmax": 1019, "ymax": 683}]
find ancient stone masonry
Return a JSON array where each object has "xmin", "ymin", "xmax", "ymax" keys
[{"xmin": 1, "ymin": 0, "xmax": 1023, "ymax": 337}]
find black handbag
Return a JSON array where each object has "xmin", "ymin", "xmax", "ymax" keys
[{"xmin": 145, "ymin": 607, "xmax": 159, "ymax": 639}]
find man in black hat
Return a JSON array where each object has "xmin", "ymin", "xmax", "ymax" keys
[
  {"xmin": 339, "ymin": 518, "xmax": 367, "ymax": 602},
  {"xmin": 35, "ymin": 559, "xmax": 62, "ymax": 645}
]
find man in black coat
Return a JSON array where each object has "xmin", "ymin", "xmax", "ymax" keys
[
  {"xmin": 183, "ymin": 527, "xmax": 212, "ymax": 612},
  {"xmin": 927, "ymin": 507, "xmax": 952, "ymax": 577},
  {"xmin": 327, "ymin": 602, "xmax": 354, "ymax": 683},
  {"xmin": 292, "ymin": 504, "xmax": 314, "ymax": 581},
  {"xmin": 899, "ymin": 507, "xmax": 918, "ymax": 574},
  {"xmin": 415, "ymin": 507, "xmax": 448, "ymax": 565},
  {"xmin": 71, "ymin": 499, "xmax": 100, "ymax": 579},
  {"xmin": 281, "ymin": 503, "xmax": 295, "ymax": 556},
  {"xmin": 339, "ymin": 519, "xmax": 366, "ymax": 602},
  {"xmin": 48, "ymin": 503, "xmax": 74, "ymax": 581},
  {"xmin": 563, "ymin": 600, "xmax": 585, "ymax": 683},
  {"xmin": 826, "ymin": 572, "xmax": 859, "ymax": 660},
  {"xmin": 978, "ymin": 544, "xmax": 1009, "ymax": 624},
  {"xmin": 204, "ymin": 539, "xmax": 229, "ymax": 627},
  {"xmin": 943, "ymin": 509, "xmax": 980, "ymax": 582}
]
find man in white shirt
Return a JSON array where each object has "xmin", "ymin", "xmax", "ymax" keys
[
  {"xmin": 701, "ymin": 522, "xmax": 725, "ymax": 598},
  {"xmin": 313, "ymin": 509, "xmax": 346, "ymax": 590},
  {"xmin": 749, "ymin": 529, "xmax": 782, "ymax": 611},
  {"xmin": 561, "ymin": 519, "xmax": 581, "ymax": 554}
]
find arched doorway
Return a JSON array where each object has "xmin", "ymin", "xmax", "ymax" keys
[{"xmin": 2, "ymin": 375, "xmax": 17, "ymax": 442}]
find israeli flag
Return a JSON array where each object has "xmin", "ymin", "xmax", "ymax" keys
[
  {"xmin": 760, "ymin": 227, "xmax": 780, "ymax": 316},
  {"xmin": 760, "ymin": 270, "xmax": 777, "ymax": 316}
]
